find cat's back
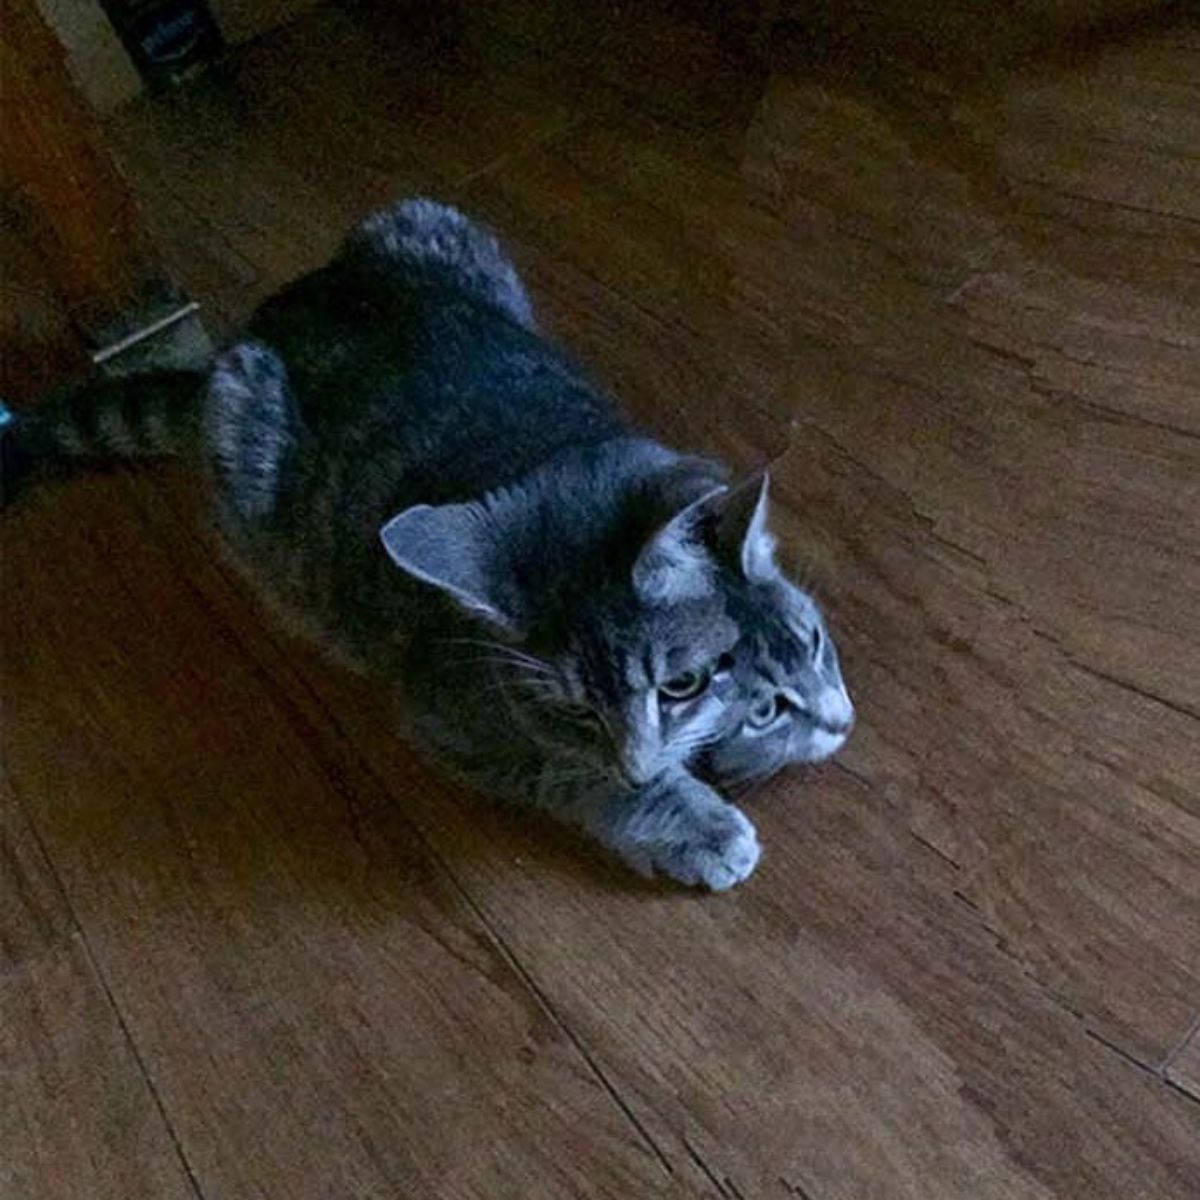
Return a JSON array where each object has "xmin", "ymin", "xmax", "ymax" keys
[{"xmin": 244, "ymin": 259, "xmax": 624, "ymax": 505}]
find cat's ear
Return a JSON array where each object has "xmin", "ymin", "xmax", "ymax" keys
[
  {"xmin": 632, "ymin": 487, "xmax": 725, "ymax": 604},
  {"xmin": 715, "ymin": 473, "xmax": 777, "ymax": 581},
  {"xmin": 379, "ymin": 502, "xmax": 520, "ymax": 633}
]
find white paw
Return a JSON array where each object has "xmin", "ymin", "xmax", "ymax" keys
[{"xmin": 654, "ymin": 803, "xmax": 761, "ymax": 892}]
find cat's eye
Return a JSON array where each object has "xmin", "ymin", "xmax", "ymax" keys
[
  {"xmin": 747, "ymin": 693, "xmax": 782, "ymax": 729},
  {"xmin": 659, "ymin": 668, "xmax": 711, "ymax": 703},
  {"xmin": 810, "ymin": 625, "xmax": 824, "ymax": 657}
]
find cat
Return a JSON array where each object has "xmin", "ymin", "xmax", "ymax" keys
[{"xmin": 2, "ymin": 198, "xmax": 853, "ymax": 888}]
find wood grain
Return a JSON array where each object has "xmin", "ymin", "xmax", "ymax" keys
[
  {"xmin": 1, "ymin": 940, "xmax": 203, "ymax": 1200},
  {"xmin": 0, "ymin": 0, "xmax": 178, "ymax": 347},
  {"xmin": 1167, "ymin": 1024, "xmax": 1200, "ymax": 1103},
  {"xmin": 0, "ymin": 786, "xmax": 199, "ymax": 1200},
  {"xmin": 3, "ymin": 1, "xmax": 1198, "ymax": 1197},
  {"xmin": 0, "ymin": 213, "xmax": 90, "ymax": 406},
  {"xmin": 1, "ymin": 785, "xmax": 76, "ymax": 984}
]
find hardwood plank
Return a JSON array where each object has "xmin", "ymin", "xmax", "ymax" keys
[
  {"xmin": 0, "ymin": 476, "xmax": 706, "ymax": 1200},
  {"xmin": 0, "ymin": 0, "xmax": 178, "ymax": 346},
  {"xmin": 1, "ymin": 939, "xmax": 201, "ymax": 1200},
  {"xmin": 986, "ymin": 28, "xmax": 1200, "ymax": 307},
  {"xmin": 1, "ymin": 784, "xmax": 73, "ymax": 974},
  {"xmin": 1166, "ymin": 1022, "xmax": 1200, "ymax": 1102},
  {"xmin": 1, "ymin": 787, "xmax": 198, "ymax": 1200},
  {"xmin": 0, "ymin": 214, "xmax": 90, "ymax": 406}
]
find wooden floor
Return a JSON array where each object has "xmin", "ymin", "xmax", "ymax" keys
[{"xmin": 4, "ymin": 3, "xmax": 1199, "ymax": 1197}]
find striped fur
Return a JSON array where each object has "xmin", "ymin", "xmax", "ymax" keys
[{"xmin": 1, "ymin": 371, "xmax": 202, "ymax": 503}]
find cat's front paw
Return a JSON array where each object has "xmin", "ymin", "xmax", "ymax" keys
[
  {"xmin": 584, "ymin": 774, "xmax": 762, "ymax": 891},
  {"xmin": 651, "ymin": 801, "xmax": 761, "ymax": 891}
]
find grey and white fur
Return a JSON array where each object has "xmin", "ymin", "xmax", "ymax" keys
[{"xmin": 2, "ymin": 198, "xmax": 853, "ymax": 889}]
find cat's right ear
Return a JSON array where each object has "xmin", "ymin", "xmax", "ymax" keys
[
  {"xmin": 379, "ymin": 502, "xmax": 521, "ymax": 634},
  {"xmin": 714, "ymin": 473, "xmax": 777, "ymax": 581}
]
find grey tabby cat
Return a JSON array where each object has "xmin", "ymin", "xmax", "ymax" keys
[{"xmin": 2, "ymin": 199, "xmax": 852, "ymax": 889}]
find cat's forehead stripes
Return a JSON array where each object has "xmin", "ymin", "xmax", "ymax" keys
[
  {"xmin": 758, "ymin": 620, "xmax": 808, "ymax": 674},
  {"xmin": 727, "ymin": 590, "xmax": 812, "ymax": 676}
]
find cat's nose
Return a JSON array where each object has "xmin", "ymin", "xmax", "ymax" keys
[{"xmin": 818, "ymin": 685, "xmax": 854, "ymax": 735}]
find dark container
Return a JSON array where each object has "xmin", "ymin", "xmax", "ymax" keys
[{"xmin": 98, "ymin": 0, "xmax": 225, "ymax": 90}]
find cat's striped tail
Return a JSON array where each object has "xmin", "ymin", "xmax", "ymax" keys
[{"xmin": 0, "ymin": 369, "xmax": 203, "ymax": 505}]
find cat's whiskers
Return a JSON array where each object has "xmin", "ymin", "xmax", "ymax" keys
[
  {"xmin": 673, "ymin": 726, "xmax": 726, "ymax": 755},
  {"xmin": 538, "ymin": 762, "xmax": 609, "ymax": 796},
  {"xmin": 461, "ymin": 655, "xmax": 556, "ymax": 679},
  {"xmin": 439, "ymin": 637, "xmax": 553, "ymax": 674},
  {"xmin": 478, "ymin": 673, "xmax": 559, "ymax": 699}
]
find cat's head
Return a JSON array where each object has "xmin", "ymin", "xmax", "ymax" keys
[
  {"xmin": 697, "ymin": 478, "xmax": 855, "ymax": 788},
  {"xmin": 379, "ymin": 448, "xmax": 766, "ymax": 788},
  {"xmin": 698, "ymin": 576, "xmax": 854, "ymax": 787}
]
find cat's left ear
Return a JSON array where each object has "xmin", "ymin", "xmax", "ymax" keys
[
  {"xmin": 379, "ymin": 501, "xmax": 522, "ymax": 634},
  {"xmin": 714, "ymin": 473, "xmax": 777, "ymax": 581},
  {"xmin": 632, "ymin": 486, "xmax": 725, "ymax": 604}
]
